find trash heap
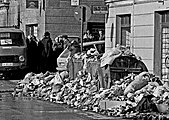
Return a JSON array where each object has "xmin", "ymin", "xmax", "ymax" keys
[
  {"xmin": 73, "ymin": 48, "xmax": 100, "ymax": 61},
  {"xmin": 13, "ymin": 69, "xmax": 169, "ymax": 119},
  {"xmin": 13, "ymin": 70, "xmax": 112, "ymax": 111},
  {"xmin": 12, "ymin": 46, "xmax": 169, "ymax": 120}
]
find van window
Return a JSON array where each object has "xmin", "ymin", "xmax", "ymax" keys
[
  {"xmin": 60, "ymin": 48, "xmax": 70, "ymax": 58},
  {"xmin": 0, "ymin": 32, "xmax": 24, "ymax": 46}
]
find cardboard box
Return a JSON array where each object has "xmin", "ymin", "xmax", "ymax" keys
[{"xmin": 99, "ymin": 100, "xmax": 126, "ymax": 110}]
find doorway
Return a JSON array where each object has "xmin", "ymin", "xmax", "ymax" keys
[{"xmin": 154, "ymin": 11, "xmax": 169, "ymax": 81}]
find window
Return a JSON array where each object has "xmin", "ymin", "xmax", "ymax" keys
[
  {"xmin": 116, "ymin": 14, "xmax": 131, "ymax": 46},
  {"xmin": 162, "ymin": 11, "xmax": 169, "ymax": 23},
  {"xmin": 42, "ymin": 0, "xmax": 45, "ymax": 10},
  {"xmin": 26, "ymin": 0, "xmax": 38, "ymax": 9},
  {"xmin": 87, "ymin": 22, "xmax": 105, "ymax": 41},
  {"xmin": 0, "ymin": 32, "xmax": 24, "ymax": 46},
  {"xmin": 26, "ymin": 24, "xmax": 38, "ymax": 37}
]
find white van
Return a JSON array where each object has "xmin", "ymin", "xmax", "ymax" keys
[
  {"xmin": 56, "ymin": 40, "xmax": 105, "ymax": 71},
  {"xmin": 0, "ymin": 27, "xmax": 27, "ymax": 79}
]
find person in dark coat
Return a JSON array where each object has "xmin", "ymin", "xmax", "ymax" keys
[
  {"xmin": 52, "ymin": 36, "xmax": 64, "ymax": 69},
  {"xmin": 26, "ymin": 35, "xmax": 31, "ymax": 72},
  {"xmin": 26, "ymin": 35, "xmax": 39, "ymax": 73},
  {"xmin": 38, "ymin": 32, "xmax": 54, "ymax": 72}
]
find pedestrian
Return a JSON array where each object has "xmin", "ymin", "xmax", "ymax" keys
[
  {"xmin": 31, "ymin": 35, "xmax": 40, "ymax": 73},
  {"xmin": 61, "ymin": 35, "xmax": 71, "ymax": 49},
  {"xmin": 68, "ymin": 40, "xmax": 80, "ymax": 57},
  {"xmin": 98, "ymin": 30, "xmax": 105, "ymax": 41},
  {"xmin": 52, "ymin": 37, "xmax": 63, "ymax": 69},
  {"xmin": 26, "ymin": 35, "xmax": 31, "ymax": 72},
  {"xmin": 26, "ymin": 35, "xmax": 39, "ymax": 73},
  {"xmin": 38, "ymin": 31, "xmax": 53, "ymax": 72},
  {"xmin": 83, "ymin": 29, "xmax": 94, "ymax": 42}
]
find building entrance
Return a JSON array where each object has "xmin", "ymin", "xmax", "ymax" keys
[{"xmin": 161, "ymin": 26, "xmax": 169, "ymax": 81}]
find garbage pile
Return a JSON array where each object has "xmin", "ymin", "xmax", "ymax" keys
[
  {"xmin": 73, "ymin": 48, "xmax": 100, "ymax": 61},
  {"xmin": 12, "ymin": 45, "xmax": 169, "ymax": 120},
  {"xmin": 13, "ymin": 70, "xmax": 114, "ymax": 109},
  {"xmin": 12, "ymin": 68, "xmax": 169, "ymax": 119}
]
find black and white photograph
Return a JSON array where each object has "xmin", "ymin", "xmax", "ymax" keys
[{"xmin": 0, "ymin": 0, "xmax": 168, "ymax": 120}]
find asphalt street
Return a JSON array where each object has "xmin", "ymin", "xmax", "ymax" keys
[{"xmin": 0, "ymin": 80, "xmax": 127, "ymax": 120}]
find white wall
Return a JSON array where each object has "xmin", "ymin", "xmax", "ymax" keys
[{"xmin": 105, "ymin": 0, "xmax": 169, "ymax": 72}]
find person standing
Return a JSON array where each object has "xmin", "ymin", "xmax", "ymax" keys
[
  {"xmin": 31, "ymin": 35, "xmax": 40, "ymax": 73},
  {"xmin": 83, "ymin": 29, "xmax": 94, "ymax": 42},
  {"xmin": 26, "ymin": 35, "xmax": 39, "ymax": 73},
  {"xmin": 38, "ymin": 32, "xmax": 53, "ymax": 72},
  {"xmin": 98, "ymin": 30, "xmax": 105, "ymax": 41},
  {"xmin": 61, "ymin": 35, "xmax": 71, "ymax": 49},
  {"xmin": 26, "ymin": 35, "xmax": 32, "ymax": 72},
  {"xmin": 52, "ymin": 37, "xmax": 63, "ymax": 69}
]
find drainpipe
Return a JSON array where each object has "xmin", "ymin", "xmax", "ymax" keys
[
  {"xmin": 131, "ymin": 0, "xmax": 135, "ymax": 53},
  {"xmin": 17, "ymin": 2, "xmax": 20, "ymax": 28}
]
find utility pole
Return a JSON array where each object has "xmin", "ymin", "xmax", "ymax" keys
[{"xmin": 73, "ymin": 1, "xmax": 91, "ymax": 52}]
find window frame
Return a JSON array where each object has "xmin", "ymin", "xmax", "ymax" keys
[{"xmin": 116, "ymin": 14, "xmax": 131, "ymax": 46}]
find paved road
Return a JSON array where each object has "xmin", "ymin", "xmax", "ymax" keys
[
  {"xmin": 0, "ymin": 80, "xmax": 17, "ymax": 92},
  {"xmin": 0, "ymin": 80, "xmax": 127, "ymax": 120}
]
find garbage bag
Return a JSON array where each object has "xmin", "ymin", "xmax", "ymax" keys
[
  {"xmin": 49, "ymin": 72, "xmax": 63, "ymax": 85},
  {"xmin": 51, "ymin": 84, "xmax": 63, "ymax": 93},
  {"xmin": 124, "ymin": 72, "xmax": 150, "ymax": 95},
  {"xmin": 100, "ymin": 48, "xmax": 122, "ymax": 67},
  {"xmin": 60, "ymin": 71, "xmax": 69, "ymax": 80}
]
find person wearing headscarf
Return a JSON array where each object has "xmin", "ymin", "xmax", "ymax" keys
[{"xmin": 38, "ymin": 32, "xmax": 53, "ymax": 72}]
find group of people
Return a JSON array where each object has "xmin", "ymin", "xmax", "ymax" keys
[
  {"xmin": 26, "ymin": 29, "xmax": 104, "ymax": 73},
  {"xmin": 83, "ymin": 29, "xmax": 105, "ymax": 42},
  {"xmin": 26, "ymin": 32, "xmax": 69, "ymax": 73}
]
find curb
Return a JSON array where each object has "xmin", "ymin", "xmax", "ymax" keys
[{"xmin": 0, "ymin": 89, "xmax": 14, "ymax": 93}]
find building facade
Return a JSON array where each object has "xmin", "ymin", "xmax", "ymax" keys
[
  {"xmin": 0, "ymin": 0, "xmax": 105, "ymax": 40},
  {"xmin": 105, "ymin": 0, "xmax": 169, "ymax": 80}
]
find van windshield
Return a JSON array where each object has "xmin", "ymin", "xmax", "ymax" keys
[
  {"xmin": 60, "ymin": 48, "xmax": 70, "ymax": 58},
  {"xmin": 0, "ymin": 32, "xmax": 24, "ymax": 46}
]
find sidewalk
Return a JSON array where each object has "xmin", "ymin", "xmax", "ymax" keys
[
  {"xmin": 0, "ymin": 80, "xmax": 18, "ymax": 92},
  {"xmin": 78, "ymin": 111, "xmax": 129, "ymax": 120}
]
